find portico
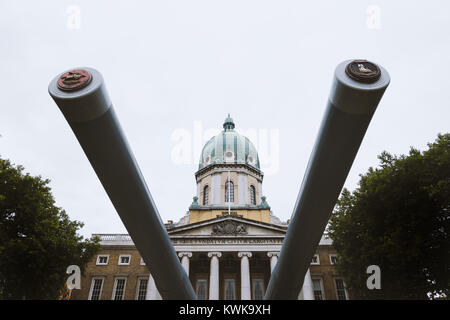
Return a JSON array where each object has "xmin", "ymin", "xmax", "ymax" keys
[{"xmin": 145, "ymin": 215, "xmax": 314, "ymax": 300}]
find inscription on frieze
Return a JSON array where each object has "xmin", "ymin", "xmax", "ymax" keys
[{"xmin": 172, "ymin": 238, "xmax": 282, "ymax": 245}]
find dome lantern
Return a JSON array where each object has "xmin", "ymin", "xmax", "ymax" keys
[{"xmin": 223, "ymin": 113, "xmax": 235, "ymax": 131}]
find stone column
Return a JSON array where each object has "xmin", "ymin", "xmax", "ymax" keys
[
  {"xmin": 238, "ymin": 252, "xmax": 252, "ymax": 300},
  {"xmin": 302, "ymin": 268, "xmax": 315, "ymax": 300},
  {"xmin": 267, "ymin": 252, "xmax": 279, "ymax": 273},
  {"xmin": 211, "ymin": 174, "xmax": 221, "ymax": 205},
  {"xmin": 146, "ymin": 273, "xmax": 162, "ymax": 300},
  {"xmin": 237, "ymin": 173, "xmax": 249, "ymax": 205},
  {"xmin": 208, "ymin": 252, "xmax": 221, "ymax": 300},
  {"xmin": 178, "ymin": 252, "xmax": 192, "ymax": 276},
  {"xmin": 258, "ymin": 181, "xmax": 263, "ymax": 205}
]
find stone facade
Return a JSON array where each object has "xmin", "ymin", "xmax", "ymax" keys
[
  {"xmin": 71, "ymin": 243, "xmax": 149, "ymax": 300},
  {"xmin": 70, "ymin": 226, "xmax": 349, "ymax": 300}
]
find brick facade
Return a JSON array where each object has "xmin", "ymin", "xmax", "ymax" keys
[
  {"xmin": 71, "ymin": 246, "xmax": 149, "ymax": 300},
  {"xmin": 71, "ymin": 241, "xmax": 349, "ymax": 300}
]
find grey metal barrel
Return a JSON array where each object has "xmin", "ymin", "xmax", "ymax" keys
[
  {"xmin": 265, "ymin": 60, "xmax": 390, "ymax": 300},
  {"xmin": 48, "ymin": 68, "xmax": 196, "ymax": 300}
]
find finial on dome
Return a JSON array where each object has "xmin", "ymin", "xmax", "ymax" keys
[{"xmin": 223, "ymin": 114, "xmax": 235, "ymax": 131}]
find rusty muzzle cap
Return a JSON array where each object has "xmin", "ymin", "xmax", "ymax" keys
[{"xmin": 57, "ymin": 69, "xmax": 92, "ymax": 91}]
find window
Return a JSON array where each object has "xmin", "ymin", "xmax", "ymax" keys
[
  {"xmin": 252, "ymin": 279, "xmax": 264, "ymax": 300},
  {"xmin": 136, "ymin": 278, "xmax": 148, "ymax": 300},
  {"xmin": 118, "ymin": 255, "xmax": 131, "ymax": 265},
  {"xmin": 225, "ymin": 180, "xmax": 234, "ymax": 203},
  {"xmin": 96, "ymin": 255, "xmax": 109, "ymax": 265},
  {"xmin": 196, "ymin": 279, "xmax": 207, "ymax": 300},
  {"xmin": 112, "ymin": 277, "xmax": 127, "ymax": 300},
  {"xmin": 311, "ymin": 254, "xmax": 320, "ymax": 265},
  {"xmin": 88, "ymin": 278, "xmax": 104, "ymax": 300},
  {"xmin": 329, "ymin": 254, "xmax": 338, "ymax": 265},
  {"xmin": 224, "ymin": 150, "xmax": 234, "ymax": 162},
  {"xmin": 140, "ymin": 257, "xmax": 146, "ymax": 265},
  {"xmin": 312, "ymin": 279, "xmax": 324, "ymax": 300},
  {"xmin": 224, "ymin": 279, "xmax": 235, "ymax": 300},
  {"xmin": 203, "ymin": 185, "xmax": 209, "ymax": 205},
  {"xmin": 250, "ymin": 185, "xmax": 256, "ymax": 205},
  {"xmin": 335, "ymin": 279, "xmax": 348, "ymax": 300}
]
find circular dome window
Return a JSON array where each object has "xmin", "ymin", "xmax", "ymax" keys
[
  {"xmin": 248, "ymin": 155, "xmax": 256, "ymax": 165},
  {"xmin": 224, "ymin": 150, "xmax": 234, "ymax": 163},
  {"xmin": 204, "ymin": 155, "xmax": 211, "ymax": 165}
]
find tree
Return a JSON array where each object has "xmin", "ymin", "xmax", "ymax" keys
[
  {"xmin": 328, "ymin": 134, "xmax": 450, "ymax": 299},
  {"xmin": 0, "ymin": 157, "xmax": 100, "ymax": 299}
]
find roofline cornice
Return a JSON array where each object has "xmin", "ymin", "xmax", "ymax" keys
[{"xmin": 195, "ymin": 163, "xmax": 263, "ymax": 182}]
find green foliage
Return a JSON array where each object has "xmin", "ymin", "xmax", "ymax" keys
[
  {"xmin": 328, "ymin": 134, "xmax": 450, "ymax": 299},
  {"xmin": 0, "ymin": 157, "xmax": 100, "ymax": 299}
]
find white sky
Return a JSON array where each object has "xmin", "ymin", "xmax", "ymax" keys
[{"xmin": 1, "ymin": 1, "xmax": 449, "ymax": 239}]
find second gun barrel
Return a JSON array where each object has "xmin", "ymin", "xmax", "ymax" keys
[{"xmin": 265, "ymin": 60, "xmax": 390, "ymax": 299}]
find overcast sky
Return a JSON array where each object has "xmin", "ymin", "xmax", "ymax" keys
[{"xmin": 1, "ymin": 1, "xmax": 449, "ymax": 239}]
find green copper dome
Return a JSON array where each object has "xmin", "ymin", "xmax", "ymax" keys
[{"xmin": 198, "ymin": 115, "xmax": 261, "ymax": 171}]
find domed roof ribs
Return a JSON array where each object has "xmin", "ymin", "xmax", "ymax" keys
[
  {"xmin": 244, "ymin": 137, "xmax": 250, "ymax": 161},
  {"xmin": 197, "ymin": 115, "xmax": 262, "ymax": 174},
  {"xmin": 233, "ymin": 135, "xmax": 238, "ymax": 161},
  {"xmin": 215, "ymin": 131, "xmax": 224, "ymax": 164},
  {"xmin": 210, "ymin": 144, "xmax": 215, "ymax": 158},
  {"xmin": 222, "ymin": 131, "xmax": 226, "ymax": 155}
]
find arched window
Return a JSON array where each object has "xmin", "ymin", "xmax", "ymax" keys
[
  {"xmin": 203, "ymin": 185, "xmax": 209, "ymax": 205},
  {"xmin": 225, "ymin": 180, "xmax": 234, "ymax": 203},
  {"xmin": 250, "ymin": 185, "xmax": 256, "ymax": 205}
]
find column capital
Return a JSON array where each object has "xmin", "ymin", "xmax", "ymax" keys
[
  {"xmin": 208, "ymin": 251, "xmax": 222, "ymax": 258},
  {"xmin": 177, "ymin": 252, "xmax": 192, "ymax": 258},
  {"xmin": 238, "ymin": 251, "xmax": 252, "ymax": 258},
  {"xmin": 267, "ymin": 251, "xmax": 279, "ymax": 258}
]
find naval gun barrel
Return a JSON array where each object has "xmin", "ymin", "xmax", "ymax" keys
[
  {"xmin": 265, "ymin": 60, "xmax": 390, "ymax": 300},
  {"xmin": 48, "ymin": 68, "xmax": 196, "ymax": 300}
]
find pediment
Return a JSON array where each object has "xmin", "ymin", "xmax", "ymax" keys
[{"xmin": 167, "ymin": 216, "xmax": 287, "ymax": 238}]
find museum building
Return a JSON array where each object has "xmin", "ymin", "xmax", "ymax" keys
[{"xmin": 70, "ymin": 116, "xmax": 350, "ymax": 300}]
